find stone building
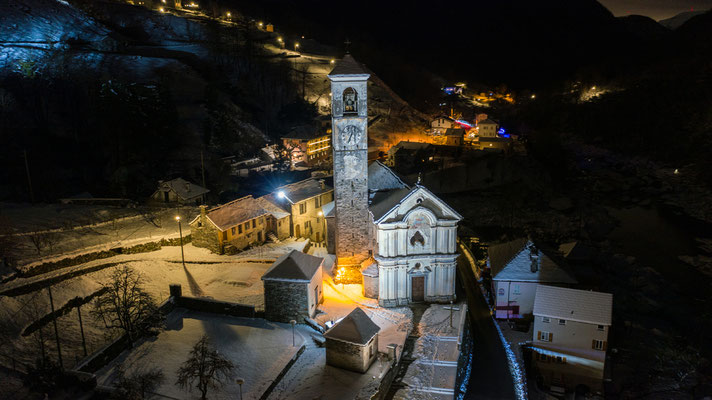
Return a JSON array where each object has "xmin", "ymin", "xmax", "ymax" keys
[
  {"xmin": 189, "ymin": 195, "xmax": 290, "ymax": 253},
  {"xmin": 262, "ymin": 250, "xmax": 324, "ymax": 323},
  {"xmin": 430, "ymin": 115, "xmax": 456, "ymax": 135},
  {"xmin": 263, "ymin": 177, "xmax": 334, "ymax": 244},
  {"xmin": 329, "ymin": 55, "xmax": 372, "ymax": 270},
  {"xmin": 324, "ymin": 307, "xmax": 380, "ymax": 373},
  {"xmin": 327, "ymin": 56, "xmax": 462, "ymax": 306},
  {"xmin": 444, "ymin": 128, "xmax": 465, "ymax": 146},
  {"xmin": 477, "ymin": 118, "xmax": 499, "ymax": 138},
  {"xmin": 150, "ymin": 177, "xmax": 209, "ymax": 205}
]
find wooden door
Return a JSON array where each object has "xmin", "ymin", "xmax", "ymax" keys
[{"xmin": 411, "ymin": 276, "xmax": 425, "ymax": 302}]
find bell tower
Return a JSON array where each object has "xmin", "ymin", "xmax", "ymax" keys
[{"xmin": 328, "ymin": 55, "xmax": 371, "ymax": 277}]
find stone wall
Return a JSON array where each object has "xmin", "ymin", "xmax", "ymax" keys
[
  {"xmin": 190, "ymin": 214, "xmax": 222, "ymax": 254},
  {"xmin": 263, "ymin": 280, "xmax": 308, "ymax": 323},
  {"xmin": 325, "ymin": 335, "xmax": 378, "ymax": 373}
]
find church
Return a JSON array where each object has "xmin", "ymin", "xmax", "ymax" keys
[{"xmin": 327, "ymin": 55, "xmax": 462, "ymax": 307}]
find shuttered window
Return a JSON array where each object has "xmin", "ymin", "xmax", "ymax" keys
[{"xmin": 592, "ymin": 339, "xmax": 607, "ymax": 350}]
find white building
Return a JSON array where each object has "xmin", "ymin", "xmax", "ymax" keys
[
  {"xmin": 431, "ymin": 116, "xmax": 456, "ymax": 135},
  {"xmin": 365, "ymin": 161, "xmax": 462, "ymax": 307},
  {"xmin": 489, "ymin": 239, "xmax": 577, "ymax": 319},
  {"xmin": 532, "ymin": 285, "xmax": 613, "ymax": 392},
  {"xmin": 477, "ymin": 118, "xmax": 499, "ymax": 138}
]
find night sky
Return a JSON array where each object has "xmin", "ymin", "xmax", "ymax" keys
[{"xmin": 599, "ymin": 0, "xmax": 712, "ymax": 20}]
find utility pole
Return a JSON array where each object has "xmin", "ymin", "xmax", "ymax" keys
[
  {"xmin": 77, "ymin": 304, "xmax": 88, "ymax": 357},
  {"xmin": 23, "ymin": 150, "xmax": 34, "ymax": 203},
  {"xmin": 47, "ymin": 285, "xmax": 63, "ymax": 369}
]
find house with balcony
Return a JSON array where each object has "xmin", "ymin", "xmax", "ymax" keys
[{"xmin": 531, "ymin": 285, "xmax": 613, "ymax": 393}]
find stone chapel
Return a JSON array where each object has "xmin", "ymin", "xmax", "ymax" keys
[{"xmin": 328, "ymin": 55, "xmax": 462, "ymax": 307}]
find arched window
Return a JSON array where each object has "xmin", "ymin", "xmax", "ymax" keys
[
  {"xmin": 343, "ymin": 87, "xmax": 357, "ymax": 114},
  {"xmin": 410, "ymin": 231, "xmax": 425, "ymax": 247}
]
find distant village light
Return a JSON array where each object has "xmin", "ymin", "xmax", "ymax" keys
[
  {"xmin": 330, "ymin": 59, "xmax": 335, "ymax": 64},
  {"xmin": 159, "ymin": 6, "xmax": 165, "ymax": 12},
  {"xmin": 226, "ymin": 12, "xmax": 231, "ymax": 17},
  {"xmin": 674, "ymin": 168, "xmax": 680, "ymax": 174}
]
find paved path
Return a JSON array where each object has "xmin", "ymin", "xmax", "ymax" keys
[{"xmin": 458, "ymin": 258, "xmax": 517, "ymax": 399}]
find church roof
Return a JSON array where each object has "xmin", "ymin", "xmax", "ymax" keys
[
  {"xmin": 262, "ymin": 250, "xmax": 323, "ymax": 282},
  {"xmin": 489, "ymin": 239, "xmax": 577, "ymax": 284},
  {"xmin": 329, "ymin": 54, "xmax": 369, "ymax": 76},
  {"xmin": 369, "ymin": 187, "xmax": 412, "ymax": 222},
  {"xmin": 368, "ymin": 161, "xmax": 409, "ymax": 192},
  {"xmin": 369, "ymin": 182, "xmax": 462, "ymax": 224},
  {"xmin": 324, "ymin": 307, "xmax": 380, "ymax": 345}
]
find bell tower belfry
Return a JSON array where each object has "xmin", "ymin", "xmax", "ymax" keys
[{"xmin": 328, "ymin": 55, "xmax": 371, "ymax": 275}]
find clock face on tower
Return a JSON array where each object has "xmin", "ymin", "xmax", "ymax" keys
[{"xmin": 340, "ymin": 124, "xmax": 362, "ymax": 147}]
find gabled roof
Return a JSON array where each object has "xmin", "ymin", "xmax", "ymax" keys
[
  {"xmin": 478, "ymin": 119, "xmax": 498, "ymax": 125},
  {"xmin": 324, "ymin": 307, "xmax": 380, "ymax": 345},
  {"xmin": 489, "ymin": 239, "xmax": 577, "ymax": 284},
  {"xmin": 329, "ymin": 54, "xmax": 369, "ymax": 76},
  {"xmin": 262, "ymin": 250, "xmax": 324, "ymax": 282},
  {"xmin": 390, "ymin": 141, "xmax": 432, "ymax": 152},
  {"xmin": 368, "ymin": 161, "xmax": 409, "ymax": 192},
  {"xmin": 157, "ymin": 178, "xmax": 209, "ymax": 200},
  {"xmin": 534, "ymin": 285, "xmax": 613, "ymax": 326},
  {"xmin": 559, "ymin": 241, "xmax": 596, "ymax": 262},
  {"xmin": 195, "ymin": 195, "xmax": 271, "ymax": 231},
  {"xmin": 445, "ymin": 128, "xmax": 465, "ymax": 136},
  {"xmin": 370, "ymin": 185, "xmax": 462, "ymax": 224},
  {"xmin": 265, "ymin": 178, "xmax": 334, "ymax": 211}
]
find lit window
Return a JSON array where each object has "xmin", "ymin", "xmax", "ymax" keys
[
  {"xmin": 593, "ymin": 339, "xmax": 605, "ymax": 350},
  {"xmin": 558, "ymin": 319, "xmax": 566, "ymax": 325}
]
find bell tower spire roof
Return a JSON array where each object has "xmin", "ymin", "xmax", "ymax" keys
[{"xmin": 329, "ymin": 54, "xmax": 369, "ymax": 77}]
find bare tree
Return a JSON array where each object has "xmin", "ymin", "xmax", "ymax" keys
[
  {"xmin": 91, "ymin": 266, "xmax": 159, "ymax": 347},
  {"xmin": 176, "ymin": 335, "xmax": 234, "ymax": 400},
  {"xmin": 112, "ymin": 366, "xmax": 165, "ymax": 400},
  {"xmin": 27, "ymin": 232, "xmax": 47, "ymax": 256}
]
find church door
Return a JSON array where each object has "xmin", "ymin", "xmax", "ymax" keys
[{"xmin": 411, "ymin": 276, "xmax": 425, "ymax": 302}]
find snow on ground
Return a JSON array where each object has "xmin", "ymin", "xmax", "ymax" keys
[
  {"xmin": 393, "ymin": 303, "xmax": 467, "ymax": 400},
  {"xmin": 96, "ymin": 308, "xmax": 305, "ymax": 400},
  {"xmin": 0, "ymin": 240, "xmax": 308, "ymax": 371}
]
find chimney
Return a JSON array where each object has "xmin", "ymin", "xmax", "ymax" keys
[
  {"xmin": 529, "ymin": 244, "xmax": 539, "ymax": 273},
  {"xmin": 319, "ymin": 179, "xmax": 325, "ymax": 190},
  {"xmin": 200, "ymin": 205, "xmax": 207, "ymax": 218},
  {"xmin": 185, "ymin": 182, "xmax": 191, "ymax": 193}
]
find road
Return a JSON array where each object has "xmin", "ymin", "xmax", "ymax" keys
[{"xmin": 458, "ymin": 257, "xmax": 517, "ymax": 400}]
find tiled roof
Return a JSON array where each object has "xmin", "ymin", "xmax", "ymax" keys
[
  {"xmin": 324, "ymin": 307, "xmax": 380, "ymax": 345},
  {"xmin": 261, "ymin": 250, "xmax": 323, "ymax": 282},
  {"xmin": 272, "ymin": 177, "xmax": 333, "ymax": 205},
  {"xmin": 534, "ymin": 285, "xmax": 613, "ymax": 326},
  {"xmin": 368, "ymin": 161, "xmax": 409, "ymax": 192},
  {"xmin": 489, "ymin": 239, "xmax": 577, "ymax": 284},
  {"xmin": 329, "ymin": 54, "xmax": 369, "ymax": 76},
  {"xmin": 200, "ymin": 195, "xmax": 274, "ymax": 231},
  {"xmin": 158, "ymin": 178, "xmax": 209, "ymax": 200}
]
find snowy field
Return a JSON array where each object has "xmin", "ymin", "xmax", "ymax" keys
[
  {"xmin": 0, "ymin": 240, "xmax": 308, "ymax": 371},
  {"xmin": 96, "ymin": 308, "xmax": 305, "ymax": 400}
]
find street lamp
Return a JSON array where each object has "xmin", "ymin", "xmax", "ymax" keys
[
  {"xmin": 290, "ymin": 320, "xmax": 297, "ymax": 346},
  {"xmin": 294, "ymin": 42, "xmax": 300, "ymax": 52},
  {"xmin": 235, "ymin": 378, "xmax": 244, "ymax": 400},
  {"xmin": 330, "ymin": 59, "xmax": 335, "ymax": 64},
  {"xmin": 175, "ymin": 216, "xmax": 186, "ymax": 268}
]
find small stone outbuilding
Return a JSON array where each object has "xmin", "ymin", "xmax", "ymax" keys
[
  {"xmin": 324, "ymin": 308, "xmax": 380, "ymax": 373},
  {"xmin": 150, "ymin": 177, "xmax": 209, "ymax": 205},
  {"xmin": 262, "ymin": 250, "xmax": 324, "ymax": 323}
]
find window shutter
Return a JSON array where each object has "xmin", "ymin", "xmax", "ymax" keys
[
  {"xmin": 537, "ymin": 331, "xmax": 541, "ymax": 340},
  {"xmin": 603, "ymin": 341, "xmax": 608, "ymax": 351},
  {"xmin": 592, "ymin": 339, "xmax": 596, "ymax": 349},
  {"xmin": 549, "ymin": 333, "xmax": 553, "ymax": 342}
]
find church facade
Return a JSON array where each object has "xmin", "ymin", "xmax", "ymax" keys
[{"xmin": 328, "ymin": 56, "xmax": 461, "ymax": 307}]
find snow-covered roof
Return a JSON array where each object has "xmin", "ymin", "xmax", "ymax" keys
[
  {"xmin": 489, "ymin": 239, "xmax": 576, "ymax": 284},
  {"xmin": 266, "ymin": 178, "xmax": 333, "ymax": 211},
  {"xmin": 328, "ymin": 54, "xmax": 369, "ymax": 76},
  {"xmin": 196, "ymin": 195, "xmax": 284, "ymax": 231},
  {"xmin": 534, "ymin": 285, "xmax": 613, "ymax": 326},
  {"xmin": 368, "ymin": 161, "xmax": 409, "ymax": 192},
  {"xmin": 156, "ymin": 178, "xmax": 209, "ymax": 200},
  {"xmin": 322, "ymin": 201, "xmax": 335, "ymax": 218},
  {"xmin": 261, "ymin": 250, "xmax": 323, "ymax": 282},
  {"xmin": 324, "ymin": 307, "xmax": 380, "ymax": 345},
  {"xmin": 370, "ymin": 185, "xmax": 462, "ymax": 224}
]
